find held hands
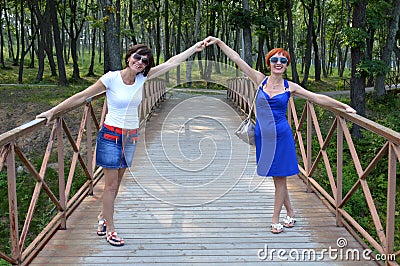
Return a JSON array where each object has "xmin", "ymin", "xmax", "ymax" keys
[{"xmin": 203, "ymin": 36, "xmax": 221, "ymax": 47}]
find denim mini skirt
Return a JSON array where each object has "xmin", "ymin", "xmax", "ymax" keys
[{"xmin": 96, "ymin": 124, "xmax": 138, "ymax": 169}]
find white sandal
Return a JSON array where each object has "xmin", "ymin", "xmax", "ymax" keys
[
  {"xmin": 283, "ymin": 216, "xmax": 296, "ymax": 228},
  {"xmin": 270, "ymin": 223, "xmax": 284, "ymax": 234},
  {"xmin": 97, "ymin": 219, "xmax": 107, "ymax": 236},
  {"xmin": 106, "ymin": 231, "xmax": 124, "ymax": 246}
]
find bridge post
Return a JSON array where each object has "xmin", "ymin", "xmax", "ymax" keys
[
  {"xmin": 86, "ymin": 106, "xmax": 94, "ymax": 196},
  {"xmin": 57, "ymin": 119, "xmax": 67, "ymax": 230},
  {"xmin": 306, "ymin": 102, "xmax": 312, "ymax": 192},
  {"xmin": 6, "ymin": 143, "xmax": 21, "ymax": 264},
  {"xmin": 385, "ymin": 144, "xmax": 397, "ymax": 261},
  {"xmin": 336, "ymin": 117, "xmax": 343, "ymax": 226}
]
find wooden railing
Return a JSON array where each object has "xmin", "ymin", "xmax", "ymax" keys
[
  {"xmin": 227, "ymin": 77, "xmax": 400, "ymax": 265},
  {"xmin": 0, "ymin": 79, "xmax": 165, "ymax": 265},
  {"xmin": 342, "ymin": 73, "xmax": 399, "ymax": 91}
]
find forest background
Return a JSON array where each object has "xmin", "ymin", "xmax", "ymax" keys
[
  {"xmin": 0, "ymin": 0, "xmax": 399, "ymax": 117},
  {"xmin": 0, "ymin": 0, "xmax": 400, "ymax": 263}
]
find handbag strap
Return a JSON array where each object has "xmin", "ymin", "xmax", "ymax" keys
[
  {"xmin": 247, "ymin": 88, "xmax": 259, "ymax": 119},
  {"xmin": 246, "ymin": 76, "xmax": 267, "ymax": 119}
]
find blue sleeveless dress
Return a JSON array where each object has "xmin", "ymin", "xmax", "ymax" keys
[{"xmin": 254, "ymin": 77, "xmax": 299, "ymax": 177}]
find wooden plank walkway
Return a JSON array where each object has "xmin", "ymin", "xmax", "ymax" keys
[{"xmin": 31, "ymin": 90, "xmax": 377, "ymax": 265}]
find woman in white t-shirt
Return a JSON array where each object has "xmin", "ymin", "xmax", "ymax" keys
[{"xmin": 37, "ymin": 41, "xmax": 206, "ymax": 246}]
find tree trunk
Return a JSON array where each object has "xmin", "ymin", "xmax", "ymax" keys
[
  {"xmin": 87, "ymin": 4, "xmax": 98, "ymax": 77},
  {"xmin": 286, "ymin": 0, "xmax": 299, "ymax": 83},
  {"xmin": 128, "ymin": 0, "xmax": 137, "ymax": 45},
  {"xmin": 29, "ymin": 10, "xmax": 35, "ymax": 69},
  {"xmin": 175, "ymin": 0, "xmax": 183, "ymax": 85},
  {"xmin": 255, "ymin": 0, "xmax": 266, "ymax": 73},
  {"xmin": 300, "ymin": 0, "xmax": 315, "ymax": 88},
  {"xmin": 374, "ymin": 0, "xmax": 400, "ymax": 97},
  {"xmin": 4, "ymin": 2, "xmax": 16, "ymax": 65},
  {"xmin": 49, "ymin": 0, "xmax": 68, "ymax": 85},
  {"xmin": 256, "ymin": 36, "xmax": 265, "ymax": 72},
  {"xmin": 100, "ymin": 0, "xmax": 121, "ymax": 72},
  {"xmin": 13, "ymin": 1, "xmax": 20, "ymax": 66},
  {"xmin": 0, "ymin": 1, "xmax": 5, "ymax": 68},
  {"xmin": 70, "ymin": 35, "xmax": 81, "ymax": 80},
  {"xmin": 312, "ymin": 24, "xmax": 321, "ymax": 81},
  {"xmin": 18, "ymin": 0, "xmax": 25, "ymax": 83},
  {"xmin": 394, "ymin": 46, "xmax": 400, "ymax": 59},
  {"xmin": 204, "ymin": 0, "xmax": 217, "ymax": 82},
  {"xmin": 29, "ymin": 0, "xmax": 47, "ymax": 82},
  {"xmin": 312, "ymin": 0, "xmax": 321, "ymax": 82},
  {"xmin": 338, "ymin": 45, "xmax": 348, "ymax": 77},
  {"xmin": 320, "ymin": 0, "xmax": 327, "ymax": 78},
  {"xmin": 366, "ymin": 29, "xmax": 375, "ymax": 87},
  {"xmin": 164, "ymin": 0, "xmax": 170, "ymax": 83},
  {"xmin": 350, "ymin": 0, "xmax": 367, "ymax": 139},
  {"xmin": 41, "ymin": 1, "xmax": 57, "ymax": 77},
  {"xmin": 68, "ymin": 0, "xmax": 89, "ymax": 80},
  {"xmin": 187, "ymin": 0, "xmax": 202, "ymax": 87},
  {"xmin": 88, "ymin": 27, "xmax": 97, "ymax": 76},
  {"xmin": 242, "ymin": 0, "xmax": 252, "ymax": 67},
  {"xmin": 153, "ymin": 0, "xmax": 161, "ymax": 65},
  {"xmin": 45, "ymin": 27, "xmax": 58, "ymax": 77}
]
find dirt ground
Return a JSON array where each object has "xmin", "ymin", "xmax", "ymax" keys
[
  {"xmin": 0, "ymin": 88, "xmax": 49, "ymax": 134},
  {"xmin": 0, "ymin": 85, "xmax": 100, "ymax": 157}
]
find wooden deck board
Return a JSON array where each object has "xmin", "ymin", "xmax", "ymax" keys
[{"xmin": 31, "ymin": 91, "xmax": 377, "ymax": 265}]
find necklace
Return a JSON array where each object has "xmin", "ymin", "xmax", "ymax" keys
[
  {"xmin": 267, "ymin": 79, "xmax": 283, "ymax": 90},
  {"xmin": 271, "ymin": 84, "xmax": 281, "ymax": 89}
]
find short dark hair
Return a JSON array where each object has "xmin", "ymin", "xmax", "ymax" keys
[{"xmin": 125, "ymin": 44, "xmax": 155, "ymax": 76}]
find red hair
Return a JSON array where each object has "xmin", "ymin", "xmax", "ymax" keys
[{"xmin": 265, "ymin": 48, "xmax": 290, "ymax": 68}]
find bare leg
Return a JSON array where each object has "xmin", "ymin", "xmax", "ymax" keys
[
  {"xmin": 272, "ymin": 176, "xmax": 288, "ymax": 224},
  {"xmin": 97, "ymin": 168, "xmax": 126, "ymax": 221},
  {"xmin": 283, "ymin": 184, "xmax": 294, "ymax": 218},
  {"xmin": 100, "ymin": 168, "xmax": 126, "ymax": 232},
  {"xmin": 113, "ymin": 168, "xmax": 126, "ymax": 201}
]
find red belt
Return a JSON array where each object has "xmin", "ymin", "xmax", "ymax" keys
[{"xmin": 104, "ymin": 124, "xmax": 138, "ymax": 135}]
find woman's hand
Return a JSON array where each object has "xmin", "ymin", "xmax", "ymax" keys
[
  {"xmin": 345, "ymin": 105, "xmax": 357, "ymax": 113},
  {"xmin": 194, "ymin": 40, "xmax": 207, "ymax": 53},
  {"xmin": 36, "ymin": 109, "xmax": 55, "ymax": 125}
]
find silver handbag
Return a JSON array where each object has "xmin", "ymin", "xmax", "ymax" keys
[{"xmin": 234, "ymin": 89, "xmax": 259, "ymax": 145}]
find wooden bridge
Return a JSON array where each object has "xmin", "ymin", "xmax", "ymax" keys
[{"xmin": 1, "ymin": 76, "xmax": 399, "ymax": 265}]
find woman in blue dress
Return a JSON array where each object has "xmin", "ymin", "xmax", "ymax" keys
[{"xmin": 204, "ymin": 36, "xmax": 356, "ymax": 234}]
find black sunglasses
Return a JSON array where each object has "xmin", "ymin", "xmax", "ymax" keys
[
  {"xmin": 132, "ymin": 53, "xmax": 149, "ymax": 66},
  {"xmin": 270, "ymin": 57, "xmax": 288, "ymax": 64}
]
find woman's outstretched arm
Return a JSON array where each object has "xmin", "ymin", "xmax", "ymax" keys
[
  {"xmin": 204, "ymin": 36, "xmax": 265, "ymax": 85},
  {"xmin": 147, "ymin": 41, "xmax": 206, "ymax": 79},
  {"xmin": 290, "ymin": 81, "xmax": 356, "ymax": 113},
  {"xmin": 36, "ymin": 80, "xmax": 106, "ymax": 124}
]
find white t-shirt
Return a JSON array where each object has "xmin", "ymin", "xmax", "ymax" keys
[{"xmin": 100, "ymin": 71, "xmax": 147, "ymax": 129}]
